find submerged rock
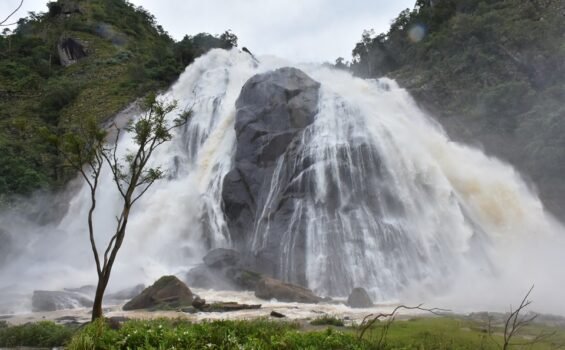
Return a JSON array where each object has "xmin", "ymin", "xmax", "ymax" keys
[
  {"xmin": 270, "ymin": 310, "xmax": 286, "ymax": 318},
  {"xmin": 192, "ymin": 296, "xmax": 206, "ymax": 309},
  {"xmin": 32, "ymin": 290, "xmax": 93, "ymax": 312},
  {"xmin": 347, "ymin": 287, "xmax": 373, "ymax": 308},
  {"xmin": 254, "ymin": 277, "xmax": 321, "ymax": 304},
  {"xmin": 199, "ymin": 302, "xmax": 261, "ymax": 312},
  {"xmin": 122, "ymin": 276, "xmax": 193, "ymax": 311}
]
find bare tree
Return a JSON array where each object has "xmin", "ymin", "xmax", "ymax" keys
[
  {"xmin": 487, "ymin": 285, "xmax": 558, "ymax": 349},
  {"xmin": 358, "ymin": 304, "xmax": 449, "ymax": 348},
  {"xmin": 54, "ymin": 94, "xmax": 191, "ymax": 320}
]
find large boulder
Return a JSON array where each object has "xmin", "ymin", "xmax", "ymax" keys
[
  {"xmin": 222, "ymin": 67, "xmax": 320, "ymax": 284},
  {"xmin": 123, "ymin": 276, "xmax": 192, "ymax": 311},
  {"xmin": 347, "ymin": 287, "xmax": 373, "ymax": 308},
  {"xmin": 32, "ymin": 290, "xmax": 93, "ymax": 312},
  {"xmin": 254, "ymin": 277, "xmax": 321, "ymax": 303}
]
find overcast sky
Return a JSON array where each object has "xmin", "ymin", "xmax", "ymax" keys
[{"xmin": 1, "ymin": 0, "xmax": 415, "ymax": 62}]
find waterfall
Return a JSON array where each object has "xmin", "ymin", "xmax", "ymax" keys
[{"xmin": 0, "ymin": 48, "xmax": 563, "ymax": 314}]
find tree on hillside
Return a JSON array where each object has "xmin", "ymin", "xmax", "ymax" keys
[{"xmin": 52, "ymin": 94, "xmax": 191, "ymax": 320}]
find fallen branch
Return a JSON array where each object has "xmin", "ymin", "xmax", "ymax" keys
[{"xmin": 358, "ymin": 303, "xmax": 450, "ymax": 347}]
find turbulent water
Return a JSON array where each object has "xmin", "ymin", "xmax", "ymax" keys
[{"xmin": 1, "ymin": 49, "xmax": 564, "ymax": 314}]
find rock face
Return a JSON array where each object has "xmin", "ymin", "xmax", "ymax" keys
[
  {"xmin": 123, "ymin": 276, "xmax": 192, "ymax": 311},
  {"xmin": 32, "ymin": 290, "xmax": 93, "ymax": 312},
  {"xmin": 221, "ymin": 67, "xmax": 320, "ymax": 284},
  {"xmin": 347, "ymin": 287, "xmax": 373, "ymax": 308},
  {"xmin": 58, "ymin": 36, "xmax": 88, "ymax": 67},
  {"xmin": 254, "ymin": 277, "xmax": 321, "ymax": 304}
]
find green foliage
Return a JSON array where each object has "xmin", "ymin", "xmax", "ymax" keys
[
  {"xmin": 0, "ymin": 321, "xmax": 75, "ymax": 347},
  {"xmin": 1, "ymin": 316, "xmax": 564, "ymax": 349},
  {"xmin": 350, "ymin": 0, "xmax": 565, "ymax": 214},
  {"xmin": 67, "ymin": 318, "xmax": 363, "ymax": 350},
  {"xmin": 310, "ymin": 315, "xmax": 345, "ymax": 327},
  {"xmin": 0, "ymin": 0, "xmax": 237, "ymax": 202}
]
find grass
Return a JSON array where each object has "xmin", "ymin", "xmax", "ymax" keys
[
  {"xmin": 359, "ymin": 317, "xmax": 565, "ymax": 350},
  {"xmin": 1, "ymin": 316, "xmax": 564, "ymax": 349}
]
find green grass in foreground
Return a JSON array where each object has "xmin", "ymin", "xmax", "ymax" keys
[{"xmin": 2, "ymin": 317, "xmax": 565, "ymax": 349}]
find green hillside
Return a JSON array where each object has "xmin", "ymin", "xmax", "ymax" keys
[
  {"xmin": 0, "ymin": 0, "xmax": 236, "ymax": 204},
  {"xmin": 349, "ymin": 0, "xmax": 565, "ymax": 216}
]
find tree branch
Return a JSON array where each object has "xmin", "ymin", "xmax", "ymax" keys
[
  {"xmin": 358, "ymin": 304, "xmax": 449, "ymax": 341},
  {"xmin": 0, "ymin": 0, "xmax": 24, "ymax": 26}
]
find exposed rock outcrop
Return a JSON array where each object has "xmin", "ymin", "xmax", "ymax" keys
[
  {"xmin": 254, "ymin": 277, "xmax": 321, "ymax": 304},
  {"xmin": 221, "ymin": 67, "xmax": 320, "ymax": 284},
  {"xmin": 58, "ymin": 36, "xmax": 88, "ymax": 67},
  {"xmin": 347, "ymin": 287, "xmax": 373, "ymax": 308},
  {"xmin": 122, "ymin": 276, "xmax": 192, "ymax": 311}
]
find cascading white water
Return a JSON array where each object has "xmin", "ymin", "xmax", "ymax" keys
[{"xmin": 1, "ymin": 48, "xmax": 564, "ymax": 314}]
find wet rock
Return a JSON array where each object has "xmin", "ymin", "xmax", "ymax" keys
[
  {"xmin": 192, "ymin": 296, "xmax": 206, "ymax": 309},
  {"xmin": 203, "ymin": 248, "xmax": 241, "ymax": 269},
  {"xmin": 222, "ymin": 67, "xmax": 320, "ymax": 283},
  {"xmin": 270, "ymin": 311, "xmax": 286, "ymax": 318},
  {"xmin": 347, "ymin": 287, "xmax": 373, "ymax": 308},
  {"xmin": 223, "ymin": 267, "xmax": 263, "ymax": 290},
  {"xmin": 199, "ymin": 302, "xmax": 261, "ymax": 312},
  {"xmin": 122, "ymin": 276, "xmax": 193, "ymax": 311},
  {"xmin": 255, "ymin": 277, "xmax": 321, "ymax": 303},
  {"xmin": 32, "ymin": 290, "xmax": 93, "ymax": 312}
]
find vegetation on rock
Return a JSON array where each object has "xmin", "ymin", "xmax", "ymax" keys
[
  {"xmin": 0, "ymin": 0, "xmax": 236, "ymax": 205},
  {"xmin": 349, "ymin": 0, "xmax": 565, "ymax": 216}
]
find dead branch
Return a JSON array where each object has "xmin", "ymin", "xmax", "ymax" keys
[
  {"xmin": 0, "ymin": 0, "xmax": 24, "ymax": 26},
  {"xmin": 358, "ymin": 303, "xmax": 450, "ymax": 346}
]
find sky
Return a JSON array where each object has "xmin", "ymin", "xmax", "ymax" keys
[{"xmin": 1, "ymin": 0, "xmax": 415, "ymax": 62}]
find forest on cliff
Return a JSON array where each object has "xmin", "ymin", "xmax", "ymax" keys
[
  {"xmin": 0, "ymin": 0, "xmax": 236, "ymax": 204},
  {"xmin": 2, "ymin": 0, "xmax": 565, "ymax": 218},
  {"xmin": 348, "ymin": 0, "xmax": 565, "ymax": 216}
]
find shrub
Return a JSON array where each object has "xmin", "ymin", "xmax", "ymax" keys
[
  {"xmin": 310, "ymin": 315, "xmax": 345, "ymax": 327},
  {"xmin": 0, "ymin": 321, "xmax": 75, "ymax": 347}
]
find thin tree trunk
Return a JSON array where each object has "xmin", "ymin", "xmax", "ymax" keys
[{"xmin": 91, "ymin": 273, "xmax": 109, "ymax": 321}]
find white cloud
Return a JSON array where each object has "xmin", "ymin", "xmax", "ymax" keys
[{"xmin": 1, "ymin": 0, "xmax": 415, "ymax": 62}]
